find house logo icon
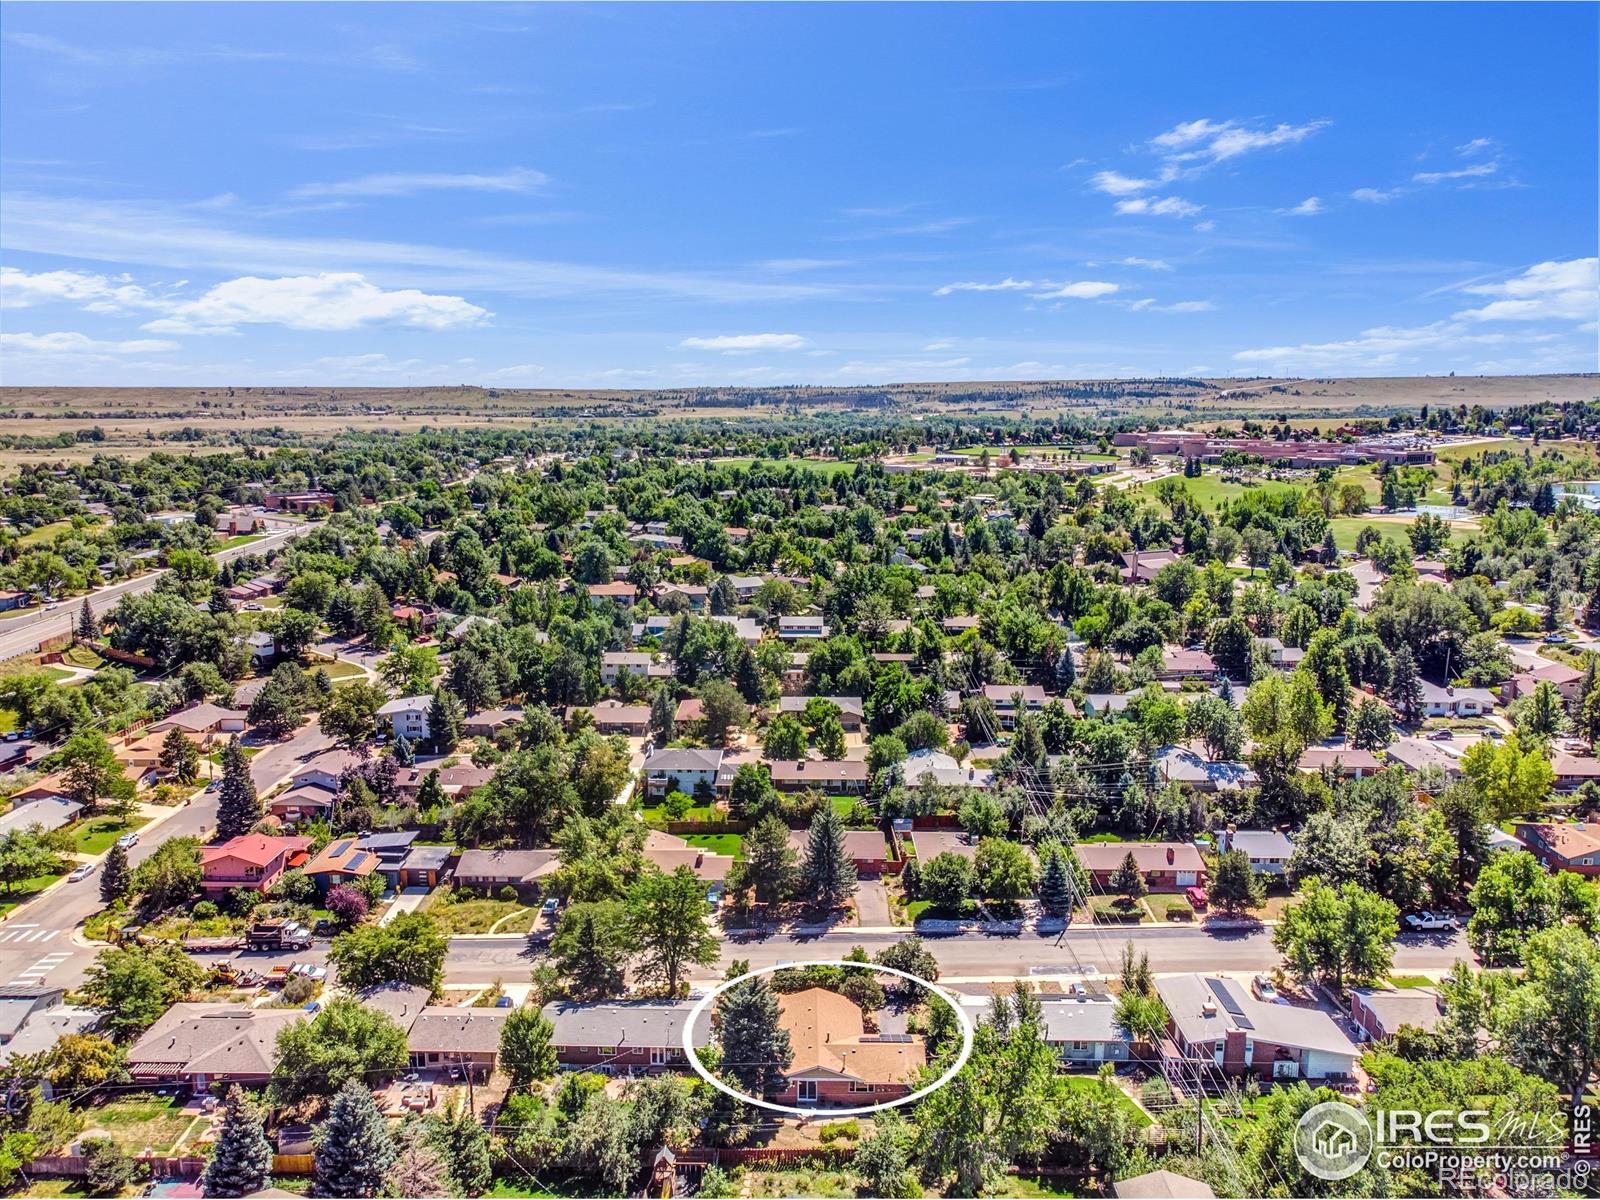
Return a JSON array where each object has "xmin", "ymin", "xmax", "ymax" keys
[{"xmin": 1295, "ymin": 1100, "xmax": 1373, "ymax": 1181}]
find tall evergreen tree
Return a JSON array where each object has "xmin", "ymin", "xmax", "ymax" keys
[
  {"xmin": 202, "ymin": 1087, "xmax": 272, "ymax": 1197},
  {"xmin": 1036, "ymin": 847, "xmax": 1074, "ymax": 916},
  {"xmin": 1389, "ymin": 645, "xmax": 1425, "ymax": 726},
  {"xmin": 159, "ymin": 728, "xmax": 201, "ymax": 785},
  {"xmin": 76, "ymin": 599, "xmax": 98, "ymax": 643},
  {"xmin": 1108, "ymin": 851, "xmax": 1147, "ymax": 902},
  {"xmin": 742, "ymin": 814, "xmax": 797, "ymax": 906},
  {"xmin": 650, "ymin": 688, "xmax": 675, "ymax": 742},
  {"xmin": 427, "ymin": 688, "xmax": 464, "ymax": 752},
  {"xmin": 99, "ymin": 842, "xmax": 130, "ymax": 907},
  {"xmin": 1053, "ymin": 647, "xmax": 1076, "ymax": 691},
  {"xmin": 314, "ymin": 1080, "xmax": 396, "ymax": 1198},
  {"xmin": 799, "ymin": 807, "xmax": 857, "ymax": 911},
  {"xmin": 391, "ymin": 733, "xmax": 415, "ymax": 767},
  {"xmin": 429, "ymin": 1101, "xmax": 491, "ymax": 1196},
  {"xmin": 717, "ymin": 975, "xmax": 792, "ymax": 1098},
  {"xmin": 215, "ymin": 735, "xmax": 260, "ymax": 840}
]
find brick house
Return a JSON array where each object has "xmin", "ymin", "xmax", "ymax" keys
[
  {"xmin": 1074, "ymin": 842, "xmax": 1207, "ymax": 892},
  {"xmin": 771, "ymin": 988, "xmax": 925, "ymax": 1106},
  {"xmin": 541, "ymin": 1000, "xmax": 706, "ymax": 1073},
  {"xmin": 1156, "ymin": 974, "xmax": 1359, "ymax": 1082},
  {"xmin": 767, "ymin": 759, "xmax": 870, "ymax": 795},
  {"xmin": 1513, "ymin": 821, "xmax": 1600, "ymax": 875}
]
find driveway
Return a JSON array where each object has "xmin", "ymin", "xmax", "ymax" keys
[{"xmin": 854, "ymin": 879, "xmax": 893, "ymax": 927}]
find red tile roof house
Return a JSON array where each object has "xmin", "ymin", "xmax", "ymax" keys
[
  {"xmin": 770, "ymin": 988, "xmax": 926, "ymax": 1106},
  {"xmin": 767, "ymin": 759, "xmax": 870, "ymax": 795},
  {"xmin": 1513, "ymin": 821, "xmax": 1600, "ymax": 875},
  {"xmin": 1074, "ymin": 842, "xmax": 1207, "ymax": 893},
  {"xmin": 541, "ymin": 1000, "xmax": 708, "ymax": 1073},
  {"xmin": 786, "ymin": 828, "xmax": 893, "ymax": 876},
  {"xmin": 199, "ymin": 835, "xmax": 311, "ymax": 897}
]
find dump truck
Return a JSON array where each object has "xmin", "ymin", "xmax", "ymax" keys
[{"xmin": 244, "ymin": 919, "xmax": 312, "ymax": 951}]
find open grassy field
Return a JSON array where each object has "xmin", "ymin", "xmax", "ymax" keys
[{"xmin": 0, "ymin": 376, "xmax": 1589, "ymax": 465}]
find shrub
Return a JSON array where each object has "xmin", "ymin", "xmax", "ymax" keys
[
  {"xmin": 192, "ymin": 900, "xmax": 219, "ymax": 920},
  {"xmin": 819, "ymin": 1118, "xmax": 860, "ymax": 1144},
  {"xmin": 281, "ymin": 974, "xmax": 318, "ymax": 1005},
  {"xmin": 1165, "ymin": 901, "xmax": 1194, "ymax": 921},
  {"xmin": 498, "ymin": 885, "xmax": 519, "ymax": 902},
  {"xmin": 1140, "ymin": 1076, "xmax": 1173, "ymax": 1108}
]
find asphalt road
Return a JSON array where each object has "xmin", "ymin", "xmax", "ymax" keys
[{"xmin": 0, "ymin": 524, "xmax": 304, "ymax": 663}]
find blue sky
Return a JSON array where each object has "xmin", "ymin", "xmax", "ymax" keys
[{"xmin": 2, "ymin": 2, "xmax": 1595, "ymax": 387}]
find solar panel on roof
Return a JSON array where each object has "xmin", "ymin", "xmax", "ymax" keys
[
  {"xmin": 329, "ymin": 838, "xmax": 352, "ymax": 855},
  {"xmin": 1208, "ymin": 979, "xmax": 1253, "ymax": 1029}
]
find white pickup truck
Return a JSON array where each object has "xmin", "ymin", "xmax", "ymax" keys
[{"xmin": 1403, "ymin": 911, "xmax": 1457, "ymax": 931}]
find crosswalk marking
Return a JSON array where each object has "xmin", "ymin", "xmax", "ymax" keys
[
  {"xmin": 0, "ymin": 926, "xmax": 61, "ymax": 944},
  {"xmin": 9, "ymin": 950, "xmax": 71, "ymax": 985}
]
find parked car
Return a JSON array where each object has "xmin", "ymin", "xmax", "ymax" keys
[
  {"xmin": 1250, "ymin": 974, "xmax": 1279, "ymax": 1002},
  {"xmin": 1426, "ymin": 729, "xmax": 1454, "ymax": 741},
  {"xmin": 1404, "ymin": 911, "xmax": 1458, "ymax": 931},
  {"xmin": 540, "ymin": 897, "xmax": 561, "ymax": 916},
  {"xmin": 115, "ymin": 832, "xmax": 139, "ymax": 850},
  {"xmin": 1544, "ymin": 633, "xmax": 1569, "ymax": 644},
  {"xmin": 67, "ymin": 864, "xmax": 94, "ymax": 883},
  {"xmin": 1185, "ymin": 885, "xmax": 1209, "ymax": 911}
]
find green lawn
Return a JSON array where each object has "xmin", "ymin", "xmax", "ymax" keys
[
  {"xmin": 63, "ymin": 644, "xmax": 106, "ymax": 670},
  {"xmin": 42, "ymin": 666, "xmax": 75, "ymax": 683},
  {"xmin": 712, "ymin": 457, "xmax": 860, "ymax": 479},
  {"xmin": 430, "ymin": 896, "xmax": 532, "ymax": 934},
  {"xmin": 0, "ymin": 709, "xmax": 15, "ymax": 735},
  {"xmin": 908, "ymin": 899, "xmax": 979, "ymax": 923},
  {"xmin": 313, "ymin": 659, "xmax": 367, "ymax": 681},
  {"xmin": 1388, "ymin": 974, "xmax": 1435, "ymax": 989},
  {"xmin": 0, "ymin": 870, "xmax": 66, "ymax": 916},
  {"xmin": 17, "ymin": 518, "xmax": 101, "ymax": 547},
  {"xmin": 220, "ymin": 533, "xmax": 267, "ymax": 549},
  {"xmin": 1062, "ymin": 1075, "xmax": 1153, "ymax": 1129},
  {"xmin": 71, "ymin": 814, "xmax": 151, "ymax": 856},
  {"xmin": 681, "ymin": 833, "xmax": 744, "ymax": 859},
  {"xmin": 1326, "ymin": 514, "xmax": 1473, "ymax": 551},
  {"xmin": 82, "ymin": 1093, "xmax": 191, "ymax": 1154}
]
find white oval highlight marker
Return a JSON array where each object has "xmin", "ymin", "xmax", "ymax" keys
[{"xmin": 680, "ymin": 957, "xmax": 976, "ymax": 1118}]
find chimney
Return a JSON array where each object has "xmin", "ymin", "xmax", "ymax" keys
[
  {"xmin": 1167, "ymin": 847, "xmax": 1175, "ymax": 865},
  {"xmin": 1201, "ymin": 999, "xmax": 1218, "ymax": 1017}
]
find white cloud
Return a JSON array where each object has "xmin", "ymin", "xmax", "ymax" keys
[
  {"xmin": 1455, "ymin": 258, "xmax": 1597, "ymax": 323},
  {"xmin": 1128, "ymin": 298, "xmax": 1215, "ymax": 313},
  {"xmin": 1114, "ymin": 196, "xmax": 1202, "ymax": 218},
  {"xmin": 290, "ymin": 168, "xmax": 548, "ymax": 199},
  {"xmin": 1, "ymin": 330, "xmax": 178, "ymax": 355},
  {"xmin": 1150, "ymin": 117, "xmax": 1329, "ymax": 163},
  {"xmin": 922, "ymin": 341, "xmax": 954, "ymax": 351},
  {"xmin": 1090, "ymin": 170, "xmax": 1154, "ymax": 195},
  {"xmin": 1456, "ymin": 138, "xmax": 1495, "ymax": 156},
  {"xmin": 1351, "ymin": 187, "xmax": 1395, "ymax": 203},
  {"xmin": 3, "ymin": 194, "xmax": 836, "ymax": 304},
  {"xmin": 1119, "ymin": 257, "xmax": 1172, "ymax": 271},
  {"xmin": 679, "ymin": 333, "xmax": 808, "ymax": 353},
  {"xmin": 1034, "ymin": 281, "xmax": 1119, "ymax": 300},
  {"xmin": 933, "ymin": 277, "xmax": 1036, "ymax": 296},
  {"xmin": 1286, "ymin": 197, "xmax": 1324, "ymax": 216},
  {"xmin": 143, "ymin": 272, "xmax": 489, "ymax": 333},
  {"xmin": 0, "ymin": 266, "xmax": 156, "ymax": 311},
  {"xmin": 1412, "ymin": 162, "xmax": 1498, "ymax": 185}
]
